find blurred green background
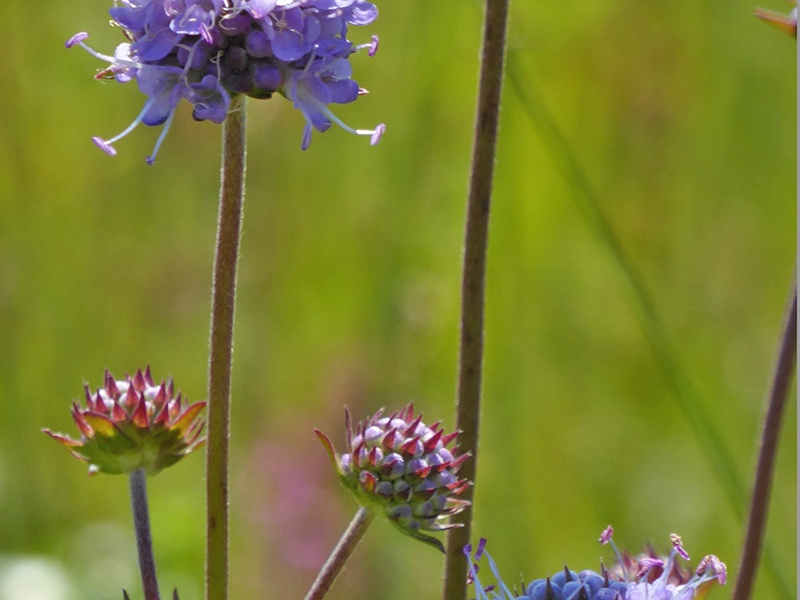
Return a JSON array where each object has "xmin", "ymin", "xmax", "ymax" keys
[{"xmin": 0, "ymin": 0, "xmax": 795, "ymax": 599}]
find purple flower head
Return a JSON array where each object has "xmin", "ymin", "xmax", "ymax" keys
[
  {"xmin": 463, "ymin": 528, "xmax": 727, "ymax": 600},
  {"xmin": 67, "ymin": 0, "xmax": 383, "ymax": 163},
  {"xmin": 599, "ymin": 527, "xmax": 727, "ymax": 600}
]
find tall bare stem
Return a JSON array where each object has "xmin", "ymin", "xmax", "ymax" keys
[
  {"xmin": 442, "ymin": 0, "xmax": 510, "ymax": 599},
  {"xmin": 206, "ymin": 95, "xmax": 247, "ymax": 600},
  {"xmin": 732, "ymin": 275, "xmax": 796, "ymax": 600},
  {"xmin": 130, "ymin": 468, "xmax": 161, "ymax": 600}
]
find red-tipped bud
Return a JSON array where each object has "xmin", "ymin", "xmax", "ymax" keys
[
  {"xmin": 315, "ymin": 403, "xmax": 471, "ymax": 553},
  {"xmin": 43, "ymin": 368, "xmax": 206, "ymax": 476}
]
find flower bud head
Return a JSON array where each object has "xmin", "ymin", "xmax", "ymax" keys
[
  {"xmin": 315, "ymin": 403, "xmax": 471, "ymax": 552},
  {"xmin": 43, "ymin": 367, "xmax": 206, "ymax": 476}
]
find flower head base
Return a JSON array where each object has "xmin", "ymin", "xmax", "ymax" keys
[
  {"xmin": 315, "ymin": 403, "xmax": 471, "ymax": 553},
  {"xmin": 43, "ymin": 368, "xmax": 206, "ymax": 476},
  {"xmin": 464, "ymin": 528, "xmax": 726, "ymax": 600},
  {"xmin": 67, "ymin": 0, "xmax": 385, "ymax": 162}
]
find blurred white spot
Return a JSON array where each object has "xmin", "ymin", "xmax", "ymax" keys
[
  {"xmin": 0, "ymin": 556, "xmax": 72, "ymax": 600},
  {"xmin": 69, "ymin": 522, "xmax": 135, "ymax": 595}
]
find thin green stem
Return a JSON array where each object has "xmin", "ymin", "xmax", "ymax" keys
[
  {"xmin": 304, "ymin": 507, "xmax": 375, "ymax": 600},
  {"xmin": 732, "ymin": 275, "xmax": 796, "ymax": 600},
  {"xmin": 442, "ymin": 0, "xmax": 509, "ymax": 599},
  {"xmin": 129, "ymin": 468, "xmax": 160, "ymax": 600},
  {"xmin": 205, "ymin": 94, "xmax": 247, "ymax": 600}
]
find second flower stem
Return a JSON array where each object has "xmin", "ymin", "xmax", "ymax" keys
[
  {"xmin": 130, "ymin": 468, "xmax": 160, "ymax": 600},
  {"xmin": 206, "ymin": 95, "xmax": 247, "ymax": 600},
  {"xmin": 304, "ymin": 507, "xmax": 375, "ymax": 600},
  {"xmin": 732, "ymin": 274, "xmax": 797, "ymax": 600}
]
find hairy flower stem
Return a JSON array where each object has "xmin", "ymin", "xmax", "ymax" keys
[
  {"xmin": 206, "ymin": 95, "xmax": 247, "ymax": 600},
  {"xmin": 442, "ymin": 0, "xmax": 509, "ymax": 598},
  {"xmin": 732, "ymin": 275, "xmax": 797, "ymax": 600},
  {"xmin": 130, "ymin": 468, "xmax": 161, "ymax": 600},
  {"xmin": 304, "ymin": 507, "xmax": 375, "ymax": 600}
]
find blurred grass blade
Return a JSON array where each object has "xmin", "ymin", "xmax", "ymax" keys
[{"xmin": 505, "ymin": 50, "xmax": 792, "ymax": 598}]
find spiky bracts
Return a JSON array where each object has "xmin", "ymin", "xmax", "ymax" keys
[
  {"xmin": 316, "ymin": 403, "xmax": 471, "ymax": 552},
  {"xmin": 43, "ymin": 367, "xmax": 206, "ymax": 476}
]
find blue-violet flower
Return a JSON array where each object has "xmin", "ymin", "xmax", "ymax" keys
[
  {"xmin": 464, "ymin": 527, "xmax": 726, "ymax": 600},
  {"xmin": 67, "ymin": 0, "xmax": 385, "ymax": 163}
]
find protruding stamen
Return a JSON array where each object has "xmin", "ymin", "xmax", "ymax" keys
[
  {"xmin": 93, "ymin": 96, "xmax": 158, "ymax": 160},
  {"xmin": 636, "ymin": 557, "xmax": 664, "ymax": 578},
  {"xmin": 66, "ymin": 32, "xmax": 89, "ymax": 48},
  {"xmin": 599, "ymin": 525, "xmax": 614, "ymax": 545},
  {"xmin": 670, "ymin": 533, "xmax": 690, "ymax": 561},
  {"xmin": 320, "ymin": 106, "xmax": 385, "ymax": 147},
  {"xmin": 599, "ymin": 524, "xmax": 627, "ymax": 583},
  {"xmin": 65, "ymin": 33, "xmax": 122, "ymax": 64},
  {"xmin": 146, "ymin": 107, "xmax": 178, "ymax": 165},
  {"xmin": 93, "ymin": 138, "xmax": 117, "ymax": 156},
  {"xmin": 367, "ymin": 123, "xmax": 385, "ymax": 145},
  {"xmin": 355, "ymin": 35, "xmax": 379, "ymax": 56},
  {"xmin": 475, "ymin": 538, "xmax": 488, "ymax": 560},
  {"xmin": 696, "ymin": 554, "xmax": 727, "ymax": 585}
]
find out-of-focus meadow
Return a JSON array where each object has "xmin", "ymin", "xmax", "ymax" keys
[{"xmin": 0, "ymin": 1, "xmax": 795, "ymax": 599}]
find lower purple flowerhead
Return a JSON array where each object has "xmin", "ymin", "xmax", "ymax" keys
[{"xmin": 464, "ymin": 527, "xmax": 726, "ymax": 600}]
